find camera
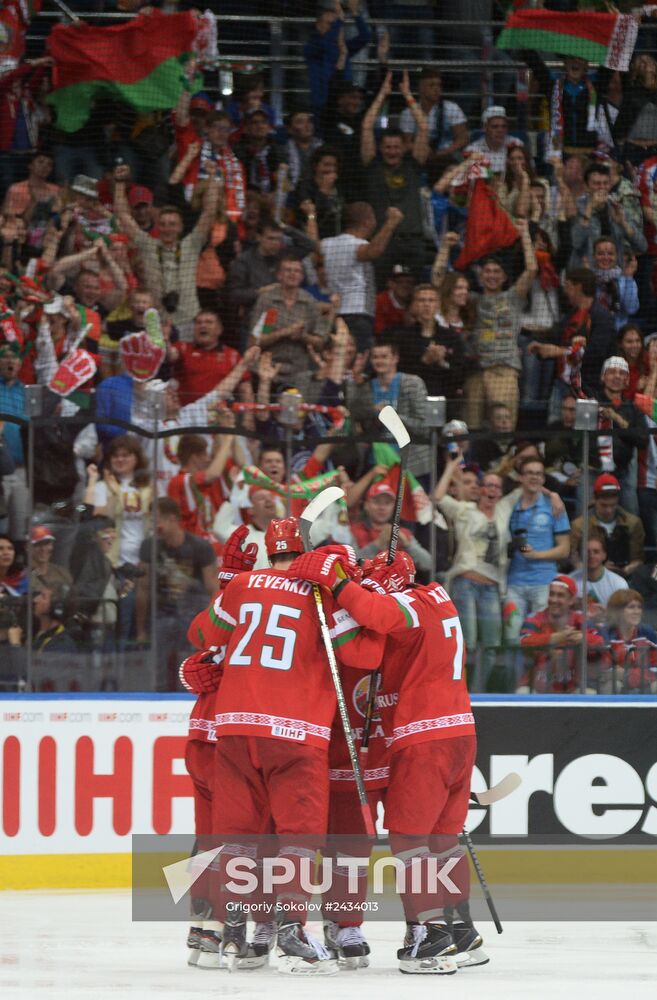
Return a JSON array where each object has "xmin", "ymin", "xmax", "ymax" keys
[
  {"xmin": 117, "ymin": 563, "xmax": 146, "ymax": 581},
  {"xmin": 507, "ymin": 529, "xmax": 529, "ymax": 557},
  {"xmin": 162, "ymin": 291, "xmax": 180, "ymax": 315},
  {"xmin": 0, "ymin": 594, "xmax": 25, "ymax": 631}
]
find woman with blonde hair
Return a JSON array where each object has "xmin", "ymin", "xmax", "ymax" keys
[{"xmin": 600, "ymin": 589, "xmax": 657, "ymax": 693}]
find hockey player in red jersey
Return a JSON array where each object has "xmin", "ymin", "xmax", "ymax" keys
[
  {"xmin": 194, "ymin": 517, "xmax": 382, "ymax": 975},
  {"xmin": 291, "ymin": 545, "xmax": 485, "ymax": 975},
  {"xmin": 178, "ymin": 524, "xmax": 258, "ymax": 968}
]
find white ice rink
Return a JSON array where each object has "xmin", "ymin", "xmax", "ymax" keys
[{"xmin": 0, "ymin": 890, "xmax": 655, "ymax": 1000}]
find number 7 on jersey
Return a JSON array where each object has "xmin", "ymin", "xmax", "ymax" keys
[{"xmin": 442, "ymin": 616, "xmax": 465, "ymax": 681}]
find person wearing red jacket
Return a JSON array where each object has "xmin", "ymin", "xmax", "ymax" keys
[
  {"xmin": 290, "ymin": 546, "xmax": 483, "ymax": 975},
  {"xmin": 187, "ymin": 517, "xmax": 381, "ymax": 975},
  {"xmin": 518, "ymin": 574, "xmax": 604, "ymax": 693},
  {"xmin": 178, "ymin": 524, "xmax": 258, "ymax": 969}
]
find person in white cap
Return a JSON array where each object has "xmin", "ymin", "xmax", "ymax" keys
[
  {"xmin": 465, "ymin": 106, "xmax": 524, "ymax": 174},
  {"xmin": 593, "ymin": 356, "xmax": 648, "ymax": 513}
]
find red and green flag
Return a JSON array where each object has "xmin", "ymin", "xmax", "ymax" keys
[
  {"xmin": 371, "ymin": 443, "xmax": 432, "ymax": 525},
  {"xmin": 635, "ymin": 394, "xmax": 657, "ymax": 423},
  {"xmin": 47, "ymin": 10, "xmax": 200, "ymax": 133},
  {"xmin": 496, "ymin": 10, "xmax": 638, "ymax": 72}
]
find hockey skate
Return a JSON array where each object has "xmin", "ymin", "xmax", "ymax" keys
[
  {"xmin": 220, "ymin": 905, "xmax": 249, "ymax": 971},
  {"xmin": 237, "ymin": 921, "xmax": 277, "ymax": 970},
  {"xmin": 397, "ymin": 922, "xmax": 458, "ymax": 975},
  {"xmin": 195, "ymin": 927, "xmax": 226, "ymax": 970},
  {"xmin": 277, "ymin": 922, "xmax": 340, "ymax": 976},
  {"xmin": 323, "ymin": 921, "xmax": 371, "ymax": 969},
  {"xmin": 445, "ymin": 906, "xmax": 489, "ymax": 968},
  {"xmin": 186, "ymin": 925, "xmax": 203, "ymax": 967}
]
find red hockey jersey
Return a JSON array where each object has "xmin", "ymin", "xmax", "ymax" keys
[
  {"xmin": 329, "ymin": 667, "xmax": 389, "ymax": 790},
  {"xmin": 198, "ymin": 569, "xmax": 383, "ymax": 749},
  {"xmin": 335, "ymin": 581, "xmax": 475, "ymax": 751}
]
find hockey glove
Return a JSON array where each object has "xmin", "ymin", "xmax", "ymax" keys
[
  {"xmin": 290, "ymin": 550, "xmax": 349, "ymax": 590},
  {"xmin": 179, "ymin": 648, "xmax": 225, "ymax": 694}
]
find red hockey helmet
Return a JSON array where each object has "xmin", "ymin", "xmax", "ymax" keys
[
  {"xmin": 264, "ymin": 516, "xmax": 304, "ymax": 558},
  {"xmin": 365, "ymin": 549, "xmax": 416, "ymax": 593}
]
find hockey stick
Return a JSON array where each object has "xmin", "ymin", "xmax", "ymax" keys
[
  {"xmin": 360, "ymin": 407, "xmax": 411, "ymax": 758},
  {"xmin": 462, "ymin": 827, "xmax": 503, "ymax": 934},
  {"xmin": 300, "ymin": 490, "xmax": 376, "ymax": 839},
  {"xmin": 377, "ymin": 405, "xmax": 411, "ymax": 565},
  {"xmin": 470, "ymin": 772, "xmax": 521, "ymax": 807},
  {"xmin": 299, "ymin": 485, "xmax": 345, "ymax": 553}
]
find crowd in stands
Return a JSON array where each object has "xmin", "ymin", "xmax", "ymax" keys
[{"xmin": 1, "ymin": 1, "xmax": 657, "ymax": 695}]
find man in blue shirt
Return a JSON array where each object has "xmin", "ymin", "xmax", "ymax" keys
[
  {"xmin": 505, "ymin": 456, "xmax": 571, "ymax": 650},
  {"xmin": 0, "ymin": 346, "xmax": 26, "ymax": 539}
]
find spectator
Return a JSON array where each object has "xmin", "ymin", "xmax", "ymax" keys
[
  {"xmin": 213, "ymin": 486, "xmax": 280, "ymax": 569},
  {"xmin": 495, "ymin": 145, "xmax": 534, "ymax": 222},
  {"xmin": 374, "ymin": 264, "xmax": 415, "ymax": 335},
  {"xmin": 0, "ymin": 57, "xmax": 53, "ymax": 191},
  {"xmin": 2, "ymin": 151, "xmax": 59, "ymax": 239},
  {"xmin": 0, "ymin": 533, "xmax": 26, "ymax": 596},
  {"xmin": 321, "ymin": 201, "xmax": 403, "ymax": 350},
  {"xmin": 395, "ymin": 282, "xmax": 467, "ymax": 409},
  {"xmin": 600, "ymin": 589, "xmax": 657, "ymax": 694},
  {"xmin": 505, "ymin": 455, "xmax": 571, "ymax": 648},
  {"xmin": 225, "ymin": 72, "xmax": 277, "ymax": 133},
  {"xmin": 170, "ymin": 309, "xmax": 255, "ymax": 406},
  {"xmin": 283, "ymin": 110, "xmax": 323, "ymax": 188},
  {"xmin": 227, "ymin": 218, "xmax": 316, "ymax": 340},
  {"xmin": 528, "ymin": 267, "xmax": 615, "ymax": 416},
  {"xmin": 346, "ymin": 337, "xmax": 430, "ymax": 480},
  {"xmin": 128, "ymin": 185, "xmax": 156, "ymax": 234},
  {"xmin": 31, "ymin": 584, "xmax": 78, "ymax": 691},
  {"xmin": 435, "ymin": 457, "xmax": 509, "ymax": 691},
  {"xmin": 360, "ymin": 71, "xmax": 430, "ymax": 281},
  {"xmin": 349, "ymin": 481, "xmax": 431, "ymax": 574},
  {"xmin": 520, "ymin": 53, "xmax": 600, "ymax": 158},
  {"xmin": 518, "ymin": 574, "xmax": 603, "ymax": 693},
  {"xmin": 592, "ymin": 356, "xmax": 648, "ymax": 511},
  {"xmin": 304, "ymin": 0, "xmax": 371, "ymax": 121},
  {"xmin": 249, "ymin": 255, "xmax": 323, "ymax": 379},
  {"xmin": 544, "ymin": 393, "xmax": 581, "ymax": 514},
  {"xmin": 33, "ymin": 293, "xmax": 100, "ymax": 389},
  {"xmin": 320, "ymin": 80, "xmax": 367, "ymax": 176},
  {"xmin": 469, "ymin": 403, "xmax": 515, "ymax": 473},
  {"xmin": 68, "ymin": 516, "xmax": 120, "ymax": 674},
  {"xmin": 113, "ymin": 161, "xmax": 221, "ymax": 339},
  {"xmin": 399, "ymin": 67, "xmax": 468, "ymax": 172},
  {"xmin": 465, "ymin": 219, "xmax": 537, "ymax": 430},
  {"xmin": 234, "ymin": 108, "xmax": 285, "ymax": 195},
  {"xmin": 84, "ymin": 435, "xmax": 152, "ymax": 572},
  {"xmin": 293, "ymin": 146, "xmax": 345, "ymax": 239},
  {"xmin": 617, "ymin": 323, "xmax": 649, "ymax": 399},
  {"xmin": 466, "ymin": 106, "xmax": 523, "ymax": 176},
  {"xmin": 167, "ymin": 428, "xmax": 235, "ymax": 547},
  {"xmin": 611, "ymin": 54, "xmax": 657, "ymax": 165},
  {"xmin": 0, "ymin": 346, "xmax": 27, "ymax": 541},
  {"xmin": 571, "ymin": 163, "xmax": 647, "ymax": 269},
  {"xmin": 591, "ymin": 237, "xmax": 639, "ymax": 330},
  {"xmin": 101, "ymin": 287, "xmax": 158, "ymax": 378},
  {"xmin": 570, "ymin": 472, "xmax": 645, "ymax": 579},
  {"xmin": 571, "ymin": 530, "xmax": 629, "ymax": 615},
  {"xmin": 30, "ymin": 525, "xmax": 72, "ymax": 592},
  {"xmin": 136, "ymin": 497, "xmax": 217, "ymax": 690}
]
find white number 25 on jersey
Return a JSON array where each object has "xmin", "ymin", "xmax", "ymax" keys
[
  {"xmin": 442, "ymin": 616, "xmax": 465, "ymax": 680},
  {"xmin": 230, "ymin": 602, "xmax": 301, "ymax": 671}
]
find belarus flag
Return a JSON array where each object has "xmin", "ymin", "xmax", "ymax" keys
[{"xmin": 47, "ymin": 10, "xmax": 200, "ymax": 133}]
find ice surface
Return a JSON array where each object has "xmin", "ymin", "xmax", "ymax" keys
[{"xmin": 0, "ymin": 890, "xmax": 655, "ymax": 1000}]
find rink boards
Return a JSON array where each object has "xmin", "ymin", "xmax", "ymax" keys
[{"xmin": 0, "ymin": 694, "xmax": 655, "ymax": 890}]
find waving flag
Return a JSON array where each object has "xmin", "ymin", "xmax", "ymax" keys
[
  {"xmin": 47, "ymin": 10, "xmax": 200, "ymax": 132},
  {"xmin": 497, "ymin": 10, "xmax": 638, "ymax": 72}
]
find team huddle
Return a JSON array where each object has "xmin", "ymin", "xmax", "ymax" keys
[{"xmin": 178, "ymin": 511, "xmax": 485, "ymax": 976}]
